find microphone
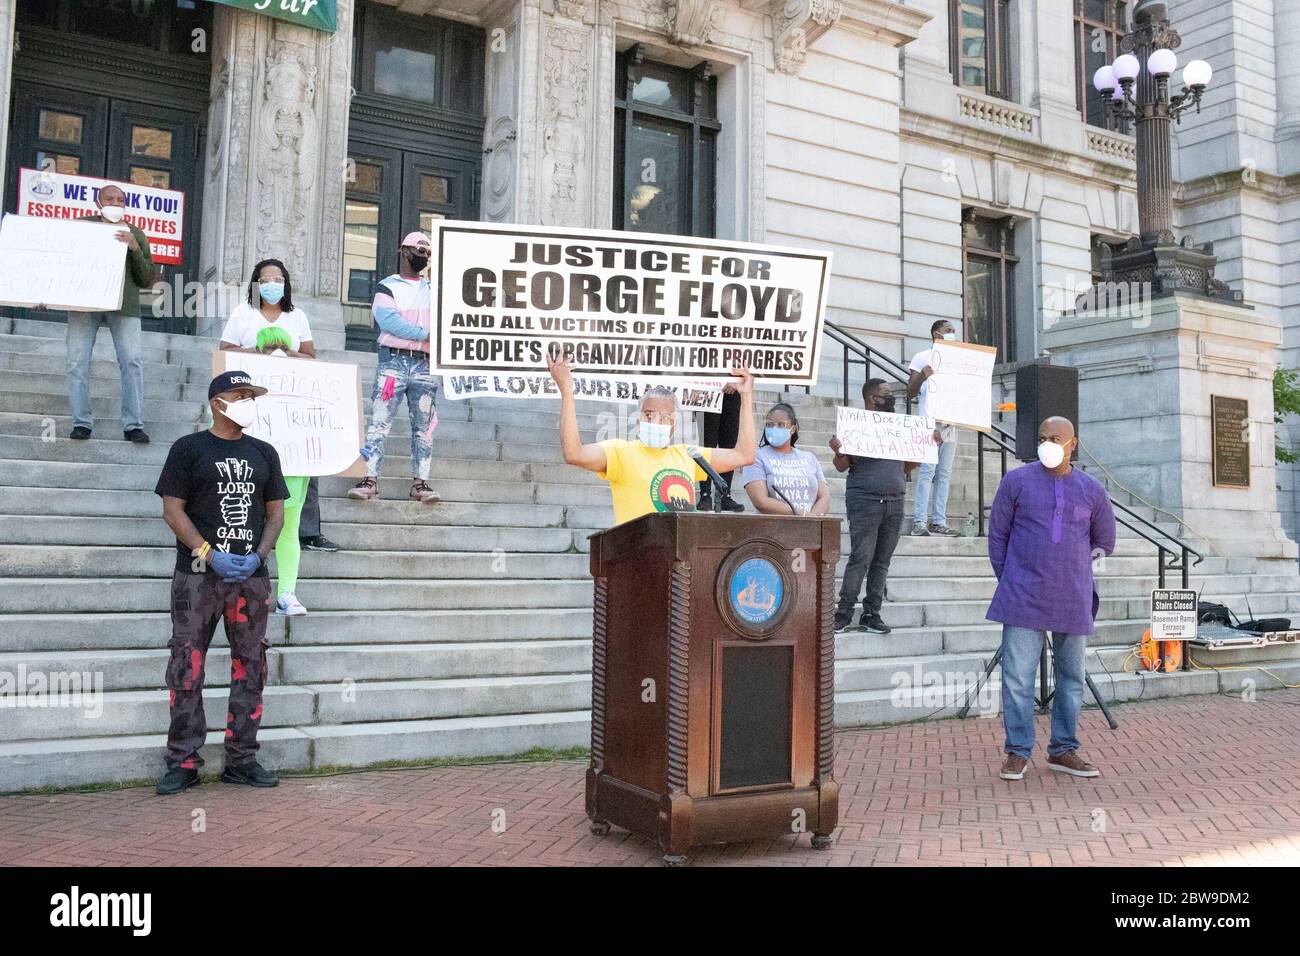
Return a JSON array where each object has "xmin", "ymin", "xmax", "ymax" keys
[
  {"xmin": 770, "ymin": 485, "xmax": 800, "ymax": 516},
  {"xmin": 687, "ymin": 445, "xmax": 729, "ymax": 514}
]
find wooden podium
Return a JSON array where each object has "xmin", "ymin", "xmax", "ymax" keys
[{"xmin": 585, "ymin": 511, "xmax": 840, "ymax": 865}]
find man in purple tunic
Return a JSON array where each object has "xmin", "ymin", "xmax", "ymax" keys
[{"xmin": 987, "ymin": 416, "xmax": 1116, "ymax": 781}]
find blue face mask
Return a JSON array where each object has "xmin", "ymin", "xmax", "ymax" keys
[
  {"xmin": 639, "ymin": 421, "xmax": 672, "ymax": 449},
  {"xmin": 259, "ymin": 282, "xmax": 285, "ymax": 305},
  {"xmin": 765, "ymin": 426, "xmax": 792, "ymax": 447}
]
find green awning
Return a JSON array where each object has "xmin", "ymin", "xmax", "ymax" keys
[{"xmin": 210, "ymin": 0, "xmax": 338, "ymax": 33}]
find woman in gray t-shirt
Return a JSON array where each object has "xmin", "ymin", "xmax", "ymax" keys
[{"xmin": 740, "ymin": 403, "xmax": 830, "ymax": 516}]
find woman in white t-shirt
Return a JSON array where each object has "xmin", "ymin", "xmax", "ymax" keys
[
  {"xmin": 219, "ymin": 258, "xmax": 315, "ymax": 357},
  {"xmin": 218, "ymin": 258, "xmax": 317, "ymax": 617}
]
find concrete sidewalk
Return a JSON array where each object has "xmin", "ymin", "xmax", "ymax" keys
[{"xmin": 1, "ymin": 689, "xmax": 1298, "ymax": 867}]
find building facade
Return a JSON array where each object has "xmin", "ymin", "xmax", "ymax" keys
[{"xmin": 0, "ymin": 0, "xmax": 1296, "ymax": 539}]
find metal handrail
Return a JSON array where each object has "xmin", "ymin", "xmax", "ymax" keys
[{"xmin": 819, "ymin": 320, "xmax": 1205, "ymax": 588}]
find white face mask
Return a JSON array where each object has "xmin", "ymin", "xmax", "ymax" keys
[
  {"xmin": 942, "ymin": 332, "xmax": 957, "ymax": 341},
  {"xmin": 639, "ymin": 421, "xmax": 672, "ymax": 449},
  {"xmin": 1038, "ymin": 440, "xmax": 1067, "ymax": 469},
  {"xmin": 217, "ymin": 397, "xmax": 257, "ymax": 429},
  {"xmin": 100, "ymin": 205, "xmax": 125, "ymax": 224}
]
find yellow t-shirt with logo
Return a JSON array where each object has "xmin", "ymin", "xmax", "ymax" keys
[{"xmin": 598, "ymin": 440, "xmax": 714, "ymax": 526}]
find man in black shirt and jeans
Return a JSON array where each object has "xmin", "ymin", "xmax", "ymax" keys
[
  {"xmin": 153, "ymin": 371, "xmax": 289, "ymax": 795},
  {"xmin": 830, "ymin": 379, "xmax": 916, "ymax": 633}
]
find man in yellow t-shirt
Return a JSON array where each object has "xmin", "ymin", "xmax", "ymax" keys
[{"xmin": 546, "ymin": 353, "xmax": 756, "ymax": 526}]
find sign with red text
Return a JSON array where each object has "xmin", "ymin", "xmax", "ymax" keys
[
  {"xmin": 214, "ymin": 351, "xmax": 365, "ymax": 478},
  {"xmin": 431, "ymin": 220, "xmax": 831, "ymax": 386},
  {"xmin": 835, "ymin": 406, "xmax": 938, "ymax": 464},
  {"xmin": 17, "ymin": 168, "xmax": 185, "ymax": 265}
]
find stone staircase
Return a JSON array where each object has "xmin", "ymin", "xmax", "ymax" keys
[{"xmin": 2, "ymin": 315, "xmax": 1300, "ymax": 791}]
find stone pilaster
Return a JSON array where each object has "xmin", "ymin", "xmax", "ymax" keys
[
  {"xmin": 199, "ymin": 1, "xmax": 354, "ymax": 347},
  {"xmin": 535, "ymin": 0, "xmax": 597, "ymax": 227},
  {"xmin": 1043, "ymin": 295, "xmax": 1296, "ymax": 559},
  {"xmin": 0, "ymin": 0, "xmax": 17, "ymax": 205}
]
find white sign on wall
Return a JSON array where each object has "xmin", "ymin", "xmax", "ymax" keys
[
  {"xmin": 924, "ymin": 340, "xmax": 998, "ymax": 432},
  {"xmin": 835, "ymin": 406, "xmax": 939, "ymax": 463},
  {"xmin": 0, "ymin": 214, "xmax": 126, "ymax": 312},
  {"xmin": 214, "ymin": 351, "xmax": 365, "ymax": 478},
  {"xmin": 441, "ymin": 372, "xmax": 727, "ymax": 412},
  {"xmin": 431, "ymin": 220, "xmax": 831, "ymax": 385},
  {"xmin": 1151, "ymin": 589, "xmax": 1198, "ymax": 642}
]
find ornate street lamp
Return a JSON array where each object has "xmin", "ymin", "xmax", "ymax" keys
[{"xmin": 1084, "ymin": 0, "xmax": 1241, "ymax": 304}]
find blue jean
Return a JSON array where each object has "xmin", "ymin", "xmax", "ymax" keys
[
  {"xmin": 65, "ymin": 311, "xmax": 144, "ymax": 431},
  {"xmin": 362, "ymin": 347, "xmax": 438, "ymax": 480},
  {"xmin": 1000, "ymin": 625, "xmax": 1086, "ymax": 758},
  {"xmin": 913, "ymin": 423, "xmax": 957, "ymax": 525}
]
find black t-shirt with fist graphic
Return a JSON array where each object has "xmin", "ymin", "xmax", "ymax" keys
[{"xmin": 155, "ymin": 430, "xmax": 289, "ymax": 574}]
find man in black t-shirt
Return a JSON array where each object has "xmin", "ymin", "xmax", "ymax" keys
[
  {"xmin": 153, "ymin": 371, "xmax": 289, "ymax": 795},
  {"xmin": 829, "ymin": 379, "xmax": 918, "ymax": 635}
]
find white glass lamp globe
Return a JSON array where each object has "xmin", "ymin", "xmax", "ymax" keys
[
  {"xmin": 1110, "ymin": 85, "xmax": 1126, "ymax": 101},
  {"xmin": 1147, "ymin": 48, "xmax": 1177, "ymax": 77},
  {"xmin": 1182, "ymin": 59, "xmax": 1212, "ymax": 88},
  {"xmin": 1113, "ymin": 54, "xmax": 1141, "ymax": 82},
  {"xmin": 1093, "ymin": 64, "xmax": 1117, "ymax": 92}
]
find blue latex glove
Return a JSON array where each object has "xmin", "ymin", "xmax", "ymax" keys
[
  {"xmin": 233, "ymin": 553, "xmax": 261, "ymax": 578},
  {"xmin": 209, "ymin": 550, "xmax": 244, "ymax": 581}
]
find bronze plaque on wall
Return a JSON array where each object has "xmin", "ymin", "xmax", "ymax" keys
[{"xmin": 1211, "ymin": 395, "xmax": 1250, "ymax": 489}]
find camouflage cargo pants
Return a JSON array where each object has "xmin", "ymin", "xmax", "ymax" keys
[{"xmin": 164, "ymin": 571, "xmax": 272, "ymax": 772}]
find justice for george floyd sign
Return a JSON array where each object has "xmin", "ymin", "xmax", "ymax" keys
[
  {"xmin": 442, "ymin": 372, "xmax": 727, "ymax": 412},
  {"xmin": 432, "ymin": 221, "xmax": 831, "ymax": 386},
  {"xmin": 17, "ymin": 168, "xmax": 185, "ymax": 265},
  {"xmin": 835, "ymin": 406, "xmax": 939, "ymax": 464}
]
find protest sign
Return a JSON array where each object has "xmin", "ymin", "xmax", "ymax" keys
[
  {"xmin": 214, "ymin": 351, "xmax": 365, "ymax": 477},
  {"xmin": 441, "ymin": 372, "xmax": 726, "ymax": 412},
  {"xmin": 835, "ymin": 406, "xmax": 938, "ymax": 464},
  {"xmin": 923, "ymin": 341, "xmax": 997, "ymax": 431},
  {"xmin": 431, "ymin": 221, "xmax": 831, "ymax": 386},
  {"xmin": 0, "ymin": 214, "xmax": 125, "ymax": 312},
  {"xmin": 17, "ymin": 168, "xmax": 185, "ymax": 265}
]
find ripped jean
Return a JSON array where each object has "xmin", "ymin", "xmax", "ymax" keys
[{"xmin": 362, "ymin": 347, "xmax": 438, "ymax": 480}]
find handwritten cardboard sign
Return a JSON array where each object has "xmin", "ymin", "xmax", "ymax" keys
[
  {"xmin": 835, "ymin": 406, "xmax": 938, "ymax": 463},
  {"xmin": 214, "ymin": 351, "xmax": 365, "ymax": 477},
  {"xmin": 0, "ymin": 213, "xmax": 126, "ymax": 312},
  {"xmin": 923, "ymin": 340, "xmax": 997, "ymax": 431}
]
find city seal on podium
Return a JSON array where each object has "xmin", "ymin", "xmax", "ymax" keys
[{"xmin": 728, "ymin": 557, "xmax": 783, "ymax": 625}]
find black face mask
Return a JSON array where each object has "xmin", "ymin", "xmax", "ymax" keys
[{"xmin": 404, "ymin": 249, "xmax": 429, "ymax": 272}]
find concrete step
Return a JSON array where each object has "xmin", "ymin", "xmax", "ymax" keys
[
  {"xmin": 0, "ymin": 607, "xmax": 591, "ymax": 652},
  {"xmin": 0, "ymin": 710, "xmax": 592, "ymax": 792},
  {"xmin": 0, "ymin": 577, "xmax": 594, "ymax": 614}
]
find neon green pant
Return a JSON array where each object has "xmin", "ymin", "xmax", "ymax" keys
[{"xmin": 275, "ymin": 476, "xmax": 310, "ymax": 598}]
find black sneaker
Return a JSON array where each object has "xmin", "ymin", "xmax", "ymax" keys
[
  {"xmin": 221, "ymin": 760, "xmax": 279, "ymax": 788},
  {"xmin": 70, "ymin": 426, "xmax": 92, "ymax": 440},
  {"xmin": 155, "ymin": 766, "xmax": 199, "ymax": 796},
  {"xmin": 861, "ymin": 614, "xmax": 892, "ymax": 634},
  {"xmin": 123, "ymin": 428, "xmax": 150, "ymax": 444},
  {"xmin": 696, "ymin": 493, "xmax": 714, "ymax": 512},
  {"xmin": 719, "ymin": 495, "xmax": 745, "ymax": 513},
  {"xmin": 833, "ymin": 615, "xmax": 852, "ymax": 632},
  {"xmin": 300, "ymin": 535, "xmax": 340, "ymax": 553}
]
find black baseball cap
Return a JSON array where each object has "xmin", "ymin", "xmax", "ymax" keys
[{"xmin": 208, "ymin": 371, "xmax": 268, "ymax": 400}]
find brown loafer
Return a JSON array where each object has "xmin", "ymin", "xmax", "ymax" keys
[
  {"xmin": 1000, "ymin": 754, "xmax": 1028, "ymax": 780},
  {"xmin": 1046, "ymin": 750, "xmax": 1100, "ymax": 777}
]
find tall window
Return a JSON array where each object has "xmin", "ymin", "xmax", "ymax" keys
[
  {"xmin": 1074, "ymin": 0, "xmax": 1128, "ymax": 128},
  {"xmin": 614, "ymin": 47, "xmax": 718, "ymax": 238},
  {"xmin": 949, "ymin": 0, "xmax": 1013, "ymax": 100},
  {"xmin": 962, "ymin": 212, "xmax": 1019, "ymax": 362}
]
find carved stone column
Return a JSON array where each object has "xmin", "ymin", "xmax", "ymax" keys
[
  {"xmin": 533, "ymin": 0, "xmax": 597, "ymax": 227},
  {"xmin": 200, "ymin": 2, "xmax": 354, "ymax": 346}
]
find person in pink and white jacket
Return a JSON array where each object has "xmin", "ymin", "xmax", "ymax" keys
[{"xmin": 349, "ymin": 231, "xmax": 441, "ymax": 504}]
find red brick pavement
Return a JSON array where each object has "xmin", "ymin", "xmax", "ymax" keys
[{"xmin": 1, "ymin": 690, "xmax": 1298, "ymax": 867}]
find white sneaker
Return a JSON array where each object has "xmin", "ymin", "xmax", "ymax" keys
[{"xmin": 276, "ymin": 593, "xmax": 308, "ymax": 616}]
